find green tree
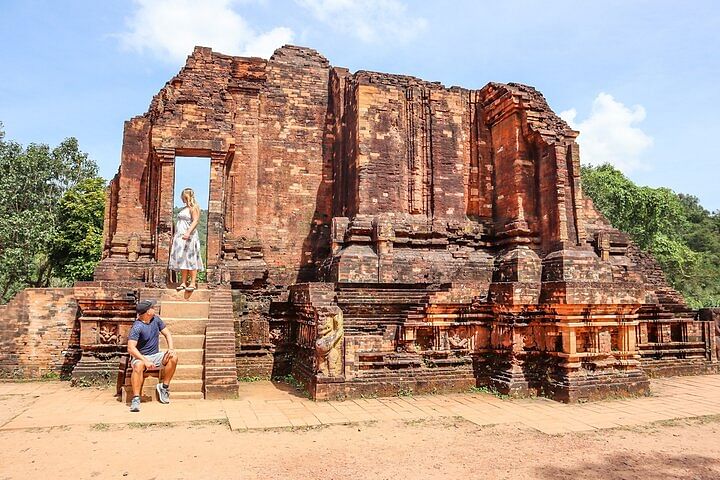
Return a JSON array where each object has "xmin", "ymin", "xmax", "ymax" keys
[
  {"xmin": 581, "ymin": 163, "xmax": 720, "ymax": 308},
  {"xmin": 675, "ymin": 194, "xmax": 720, "ymax": 307},
  {"xmin": 50, "ymin": 177, "xmax": 106, "ymax": 283},
  {"xmin": 0, "ymin": 123, "xmax": 101, "ymax": 302}
]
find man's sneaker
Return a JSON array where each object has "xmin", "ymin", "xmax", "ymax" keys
[
  {"xmin": 130, "ymin": 396, "xmax": 141, "ymax": 412},
  {"xmin": 156, "ymin": 383, "xmax": 170, "ymax": 404}
]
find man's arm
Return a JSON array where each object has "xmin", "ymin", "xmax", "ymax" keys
[
  {"xmin": 160, "ymin": 327, "xmax": 175, "ymax": 353},
  {"xmin": 127, "ymin": 339, "xmax": 154, "ymax": 369}
]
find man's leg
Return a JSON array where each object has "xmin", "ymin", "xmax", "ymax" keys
[
  {"xmin": 131, "ymin": 361, "xmax": 146, "ymax": 397},
  {"xmin": 157, "ymin": 353, "xmax": 178, "ymax": 404},
  {"xmin": 162, "ymin": 352, "xmax": 178, "ymax": 384}
]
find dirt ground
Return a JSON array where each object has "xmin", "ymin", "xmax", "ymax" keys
[{"xmin": 1, "ymin": 416, "xmax": 719, "ymax": 480}]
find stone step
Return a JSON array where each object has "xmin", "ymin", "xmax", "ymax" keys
[
  {"xmin": 204, "ymin": 376, "xmax": 239, "ymax": 386},
  {"xmin": 162, "ymin": 318, "xmax": 207, "ymax": 335},
  {"xmin": 172, "ymin": 391, "xmax": 205, "ymax": 400},
  {"xmin": 175, "ymin": 348, "xmax": 204, "ymax": 364},
  {"xmin": 123, "ymin": 387, "xmax": 206, "ymax": 402},
  {"xmin": 204, "ymin": 334, "xmax": 234, "ymax": 341},
  {"xmin": 173, "ymin": 364, "xmax": 204, "ymax": 380},
  {"xmin": 160, "ymin": 334, "xmax": 205, "ymax": 349},
  {"xmin": 160, "ymin": 301, "xmax": 210, "ymax": 318},
  {"xmin": 121, "ymin": 374, "xmax": 206, "ymax": 403},
  {"xmin": 170, "ymin": 379, "xmax": 204, "ymax": 393},
  {"xmin": 143, "ymin": 286, "xmax": 211, "ymax": 302},
  {"xmin": 163, "ymin": 289, "xmax": 211, "ymax": 302},
  {"xmin": 204, "ymin": 338, "xmax": 236, "ymax": 346},
  {"xmin": 204, "ymin": 365, "xmax": 238, "ymax": 374}
]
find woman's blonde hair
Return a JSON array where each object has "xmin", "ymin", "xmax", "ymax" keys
[{"xmin": 181, "ymin": 188, "xmax": 198, "ymax": 209}]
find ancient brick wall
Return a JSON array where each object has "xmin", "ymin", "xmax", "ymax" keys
[
  {"xmin": 582, "ymin": 195, "xmax": 687, "ymax": 304},
  {"xmin": 0, "ymin": 289, "xmax": 79, "ymax": 378},
  {"xmin": 98, "ymin": 46, "xmax": 333, "ymax": 286},
  {"xmin": 336, "ymin": 72, "xmax": 471, "ymax": 221},
  {"xmin": 256, "ymin": 46, "xmax": 332, "ymax": 283}
]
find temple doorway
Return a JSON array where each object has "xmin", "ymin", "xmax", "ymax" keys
[{"xmin": 173, "ymin": 156, "xmax": 211, "ymax": 283}]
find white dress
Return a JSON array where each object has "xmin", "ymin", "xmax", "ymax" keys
[{"xmin": 168, "ymin": 207, "xmax": 204, "ymax": 271}]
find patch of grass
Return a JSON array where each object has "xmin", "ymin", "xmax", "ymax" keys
[
  {"xmin": 274, "ymin": 373, "xmax": 302, "ymax": 389},
  {"xmin": 396, "ymin": 387, "xmax": 414, "ymax": 397},
  {"xmin": 189, "ymin": 418, "xmax": 230, "ymax": 428},
  {"xmin": 72, "ymin": 377, "xmax": 93, "ymax": 388},
  {"xmin": 49, "ymin": 425, "xmax": 72, "ymax": 432},
  {"xmin": 272, "ymin": 373, "xmax": 311, "ymax": 398},
  {"xmin": 40, "ymin": 371, "xmax": 60, "ymax": 380},
  {"xmin": 238, "ymin": 375, "xmax": 268, "ymax": 383},
  {"xmin": 403, "ymin": 418, "xmax": 427, "ymax": 426},
  {"xmin": 259, "ymin": 423, "xmax": 333, "ymax": 433},
  {"xmin": 91, "ymin": 423, "xmax": 111, "ymax": 431},
  {"xmin": 694, "ymin": 414, "xmax": 720, "ymax": 424},
  {"xmin": 70, "ymin": 372, "xmax": 114, "ymax": 388},
  {"xmin": 467, "ymin": 385, "xmax": 510, "ymax": 399},
  {"xmin": 0, "ymin": 368, "xmax": 67, "ymax": 383},
  {"xmin": 618, "ymin": 413, "xmax": 720, "ymax": 433},
  {"xmin": 404, "ymin": 416, "xmax": 466, "ymax": 428},
  {"xmin": 127, "ymin": 422, "xmax": 175, "ymax": 429}
]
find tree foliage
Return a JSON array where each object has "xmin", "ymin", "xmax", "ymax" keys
[
  {"xmin": 0, "ymin": 123, "xmax": 104, "ymax": 302},
  {"xmin": 50, "ymin": 177, "xmax": 106, "ymax": 282},
  {"xmin": 582, "ymin": 164, "xmax": 720, "ymax": 308}
]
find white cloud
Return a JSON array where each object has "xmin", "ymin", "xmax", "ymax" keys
[
  {"xmin": 296, "ymin": 0, "xmax": 427, "ymax": 43},
  {"xmin": 117, "ymin": 0, "xmax": 293, "ymax": 62},
  {"xmin": 560, "ymin": 93, "xmax": 653, "ymax": 173}
]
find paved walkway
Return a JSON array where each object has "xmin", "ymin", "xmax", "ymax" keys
[{"xmin": 1, "ymin": 375, "xmax": 720, "ymax": 435}]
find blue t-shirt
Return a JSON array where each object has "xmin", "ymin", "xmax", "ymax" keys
[{"xmin": 128, "ymin": 315, "xmax": 166, "ymax": 356}]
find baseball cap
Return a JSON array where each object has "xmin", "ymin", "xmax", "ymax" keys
[{"xmin": 136, "ymin": 299, "xmax": 158, "ymax": 314}]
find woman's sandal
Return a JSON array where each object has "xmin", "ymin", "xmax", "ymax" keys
[
  {"xmin": 176, "ymin": 285, "xmax": 185, "ymax": 291},
  {"xmin": 185, "ymin": 285, "xmax": 196, "ymax": 292}
]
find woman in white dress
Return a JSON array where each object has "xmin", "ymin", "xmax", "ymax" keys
[{"xmin": 169, "ymin": 187, "xmax": 204, "ymax": 291}]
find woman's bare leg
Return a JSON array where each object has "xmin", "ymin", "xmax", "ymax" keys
[
  {"xmin": 189, "ymin": 269, "xmax": 198, "ymax": 289},
  {"xmin": 180, "ymin": 269, "xmax": 188, "ymax": 287}
]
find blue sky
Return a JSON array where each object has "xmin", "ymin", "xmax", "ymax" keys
[{"xmin": 1, "ymin": 0, "xmax": 718, "ymax": 210}]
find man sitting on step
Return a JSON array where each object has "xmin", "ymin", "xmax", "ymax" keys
[{"xmin": 127, "ymin": 299, "xmax": 178, "ymax": 412}]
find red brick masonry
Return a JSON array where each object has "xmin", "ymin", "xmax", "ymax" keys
[{"xmin": 2, "ymin": 46, "xmax": 716, "ymax": 401}]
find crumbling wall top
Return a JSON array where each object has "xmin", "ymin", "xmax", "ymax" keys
[{"xmin": 269, "ymin": 45, "xmax": 330, "ymax": 68}]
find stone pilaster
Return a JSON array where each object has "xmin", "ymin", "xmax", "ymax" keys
[{"xmin": 207, "ymin": 151, "xmax": 227, "ymax": 284}]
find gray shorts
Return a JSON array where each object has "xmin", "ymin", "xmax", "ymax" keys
[{"xmin": 131, "ymin": 351, "xmax": 166, "ymax": 367}]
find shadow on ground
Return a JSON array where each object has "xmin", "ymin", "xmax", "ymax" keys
[{"xmin": 536, "ymin": 452, "xmax": 720, "ymax": 480}]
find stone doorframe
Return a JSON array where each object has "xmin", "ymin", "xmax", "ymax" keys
[{"xmin": 153, "ymin": 146, "xmax": 234, "ymax": 284}]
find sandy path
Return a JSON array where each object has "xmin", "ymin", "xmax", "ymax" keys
[{"xmin": 1, "ymin": 416, "xmax": 719, "ymax": 479}]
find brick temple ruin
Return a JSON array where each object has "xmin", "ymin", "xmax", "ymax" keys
[{"xmin": 1, "ymin": 46, "xmax": 718, "ymax": 402}]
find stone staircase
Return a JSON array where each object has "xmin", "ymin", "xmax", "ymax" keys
[
  {"xmin": 140, "ymin": 287, "xmax": 210, "ymax": 401},
  {"xmin": 123, "ymin": 287, "xmax": 241, "ymax": 402},
  {"xmin": 204, "ymin": 289, "xmax": 239, "ymax": 399}
]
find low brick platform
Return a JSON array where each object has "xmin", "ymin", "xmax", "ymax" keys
[{"xmin": 2, "ymin": 375, "xmax": 720, "ymax": 435}]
